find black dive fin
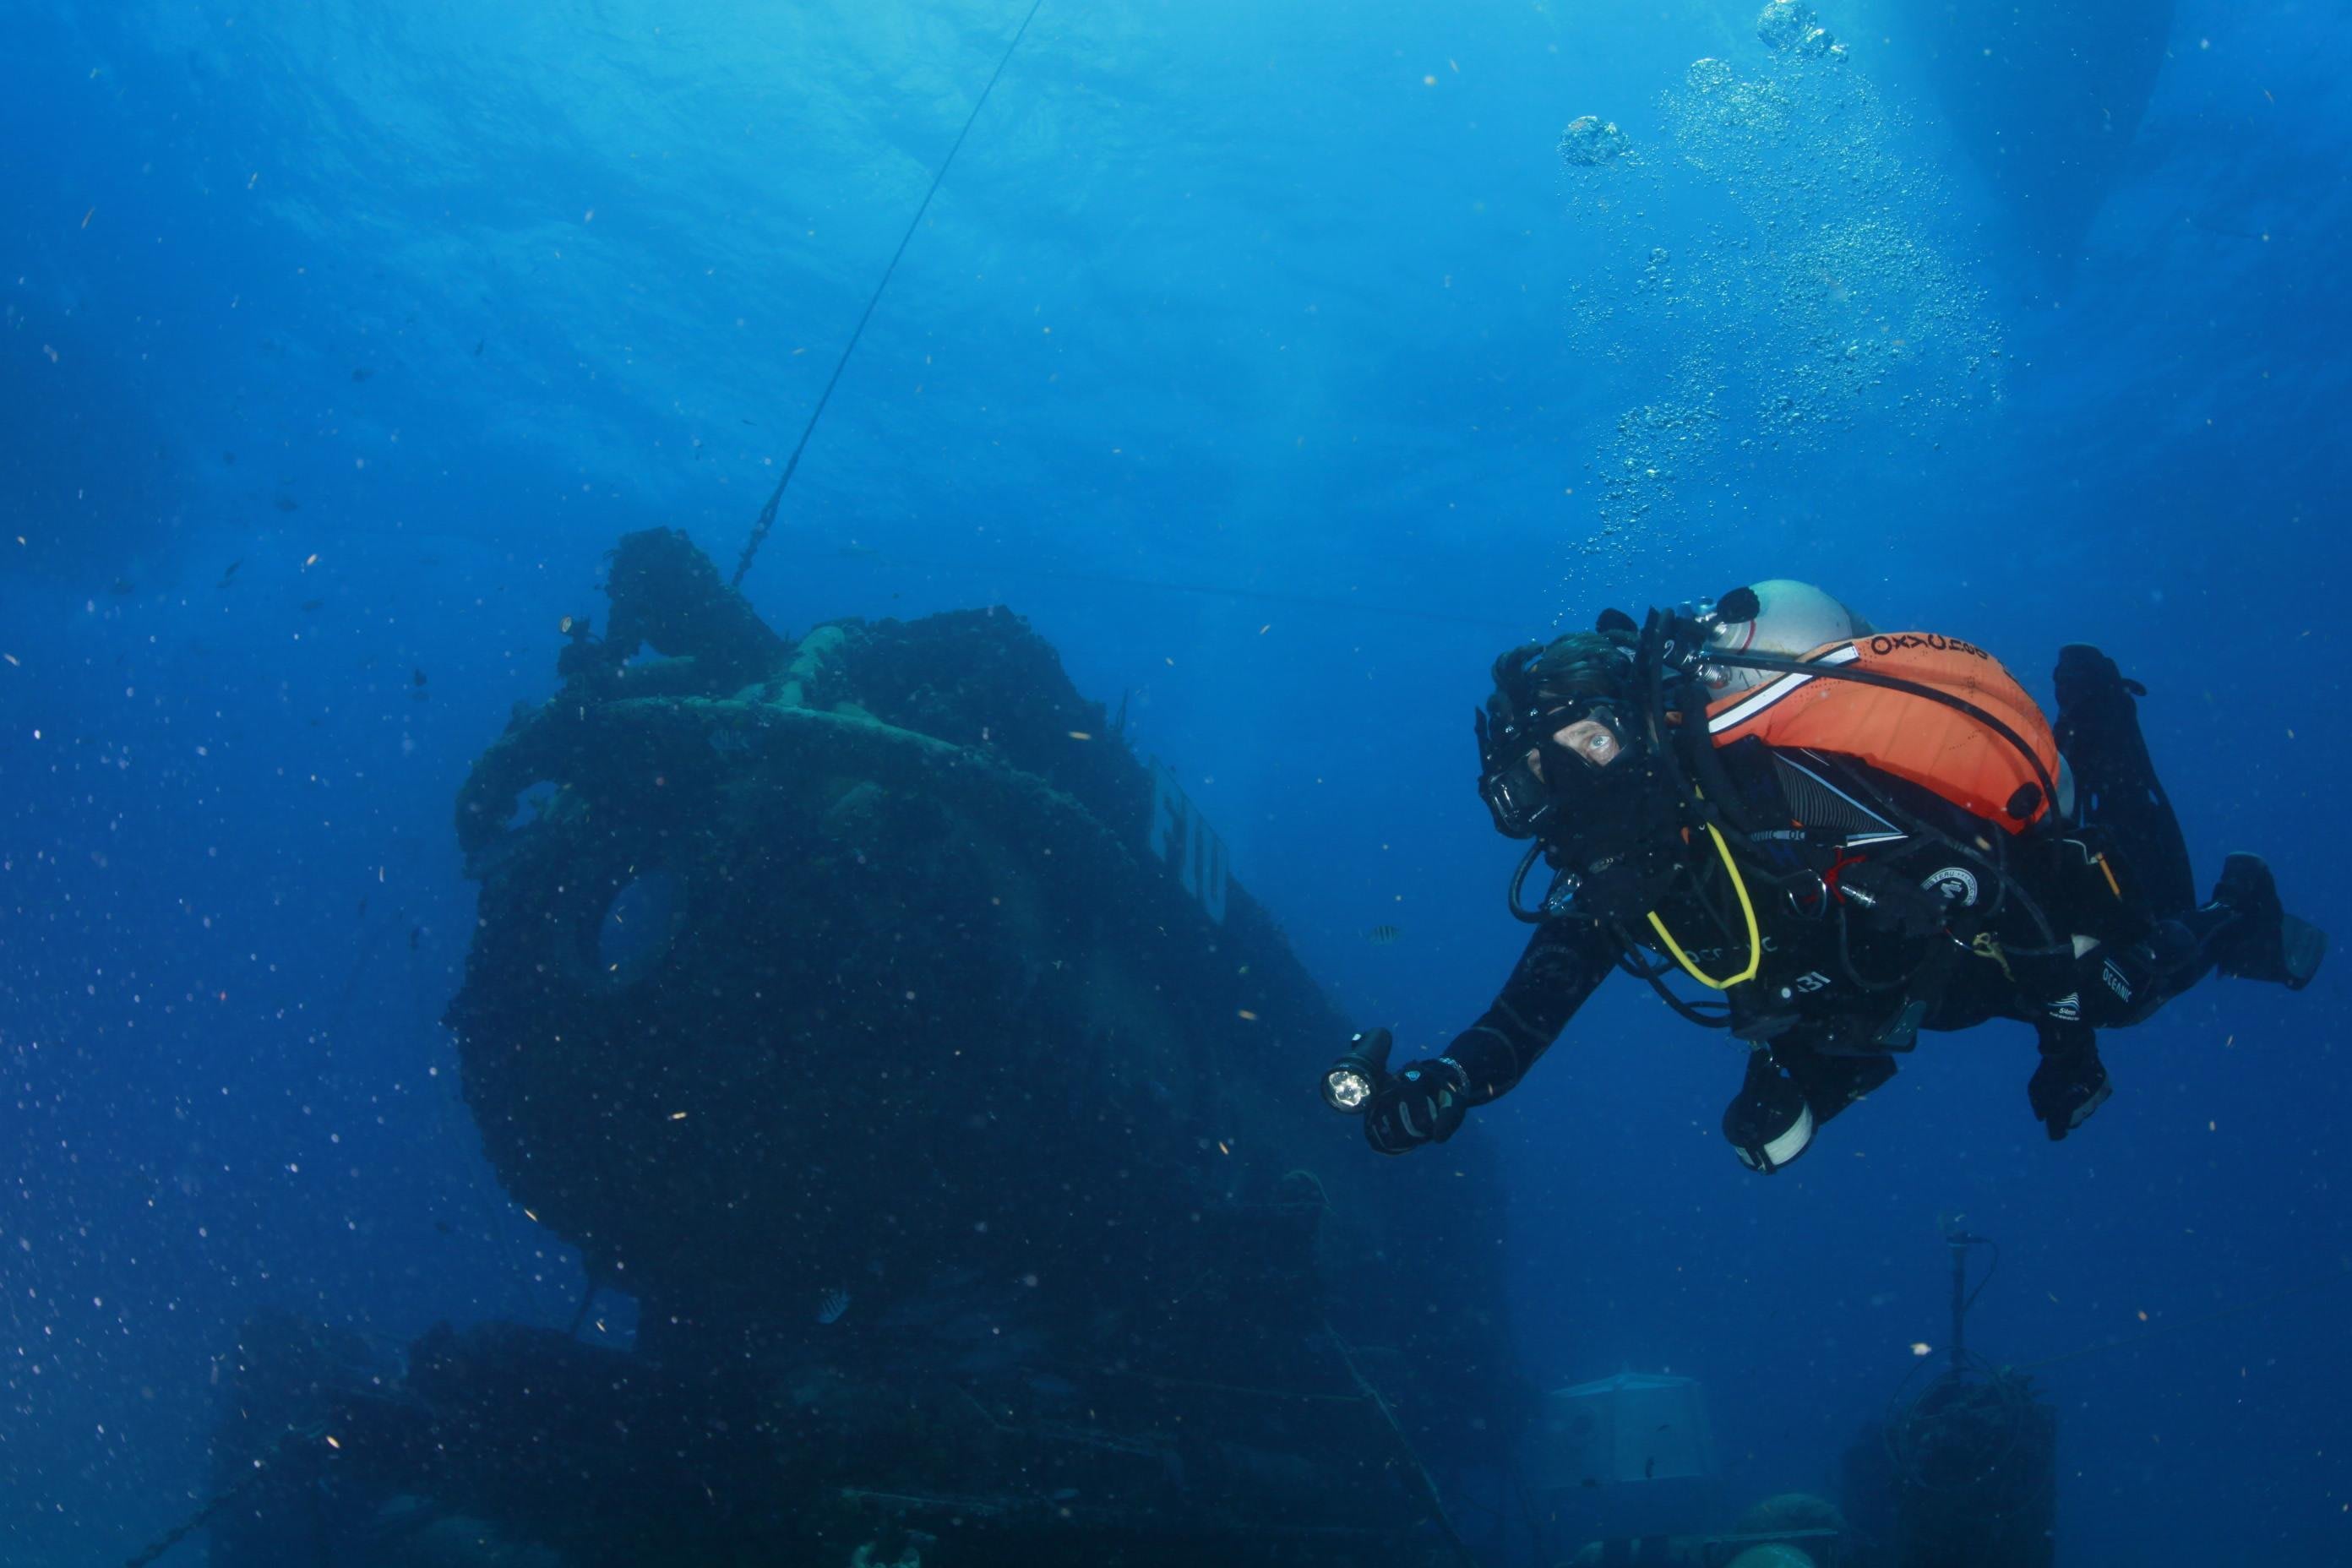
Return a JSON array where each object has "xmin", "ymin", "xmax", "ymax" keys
[
  {"xmin": 2278, "ymin": 912, "xmax": 2328, "ymax": 991},
  {"xmin": 2212, "ymin": 852, "xmax": 2327, "ymax": 991}
]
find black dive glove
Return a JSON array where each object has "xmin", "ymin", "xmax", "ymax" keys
[
  {"xmin": 1364, "ymin": 1058, "xmax": 1469, "ymax": 1155},
  {"xmin": 2028, "ymin": 1026, "xmax": 2111, "ymax": 1141}
]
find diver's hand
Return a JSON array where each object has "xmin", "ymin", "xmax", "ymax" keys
[
  {"xmin": 1364, "ymin": 1058, "xmax": 1469, "ymax": 1155},
  {"xmin": 2028, "ymin": 1029, "xmax": 2111, "ymax": 1141}
]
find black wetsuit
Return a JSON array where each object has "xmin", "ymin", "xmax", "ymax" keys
[{"xmin": 1441, "ymin": 659, "xmax": 2221, "ymax": 1157}]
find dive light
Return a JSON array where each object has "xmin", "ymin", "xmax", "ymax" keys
[{"xmin": 1322, "ymin": 1028, "xmax": 1395, "ymax": 1114}]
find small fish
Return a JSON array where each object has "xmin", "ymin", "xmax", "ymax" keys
[
  {"xmin": 411, "ymin": 668, "xmax": 428, "ymax": 687},
  {"xmin": 218, "ymin": 558, "xmax": 244, "ymax": 587},
  {"xmin": 1366, "ymin": 924, "xmax": 1401, "ymax": 945},
  {"xmin": 273, "ymin": 495, "xmax": 300, "ymax": 513},
  {"xmin": 300, "ymin": 598, "xmax": 324, "ymax": 612},
  {"xmin": 108, "ymin": 577, "xmax": 135, "ymax": 596},
  {"xmin": 351, "ymin": 367, "xmax": 375, "ymax": 383},
  {"xmin": 221, "ymin": 451, "xmax": 237, "ymax": 466},
  {"xmin": 1644, "ymin": 1457, "xmax": 1656, "ymax": 1480},
  {"xmin": 471, "ymin": 338, "xmax": 485, "ymax": 357},
  {"xmin": 708, "ymin": 730, "xmax": 754, "ymax": 754},
  {"xmin": 358, "ymin": 896, "xmax": 369, "ymax": 917},
  {"xmin": 815, "ymin": 1288, "xmax": 852, "ymax": 1326},
  {"xmin": 408, "ymin": 926, "xmax": 422, "ymax": 951}
]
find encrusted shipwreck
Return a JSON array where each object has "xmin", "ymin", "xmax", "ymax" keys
[{"xmin": 209, "ymin": 529, "xmax": 1519, "ymax": 1568}]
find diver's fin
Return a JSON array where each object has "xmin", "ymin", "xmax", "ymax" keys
[
  {"xmin": 2053, "ymin": 643, "xmax": 2145, "ymax": 712},
  {"xmin": 2278, "ymin": 913, "xmax": 2328, "ymax": 991},
  {"xmin": 2209, "ymin": 852, "xmax": 2327, "ymax": 991}
]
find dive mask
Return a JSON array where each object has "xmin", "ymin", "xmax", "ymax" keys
[{"xmin": 1474, "ymin": 695, "xmax": 1635, "ymax": 841}]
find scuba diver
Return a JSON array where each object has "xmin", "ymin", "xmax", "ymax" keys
[{"xmin": 1326, "ymin": 582, "xmax": 2326, "ymax": 1170}]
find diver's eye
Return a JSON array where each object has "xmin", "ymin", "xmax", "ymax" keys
[{"xmin": 1553, "ymin": 716, "xmax": 1621, "ymax": 768}]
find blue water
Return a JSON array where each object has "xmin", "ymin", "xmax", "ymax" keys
[{"xmin": 4, "ymin": 0, "xmax": 2347, "ymax": 1563}]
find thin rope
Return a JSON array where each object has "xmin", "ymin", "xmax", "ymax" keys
[
  {"xmin": 119, "ymin": 1424, "xmax": 325, "ymax": 1567},
  {"xmin": 732, "ymin": 0, "xmax": 1048, "ymax": 590},
  {"xmin": 1324, "ymin": 1318, "xmax": 1483, "ymax": 1568}
]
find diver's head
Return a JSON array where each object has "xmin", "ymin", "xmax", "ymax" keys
[
  {"xmin": 1475, "ymin": 629, "xmax": 1641, "ymax": 841},
  {"xmin": 1478, "ymin": 620, "xmax": 1696, "ymax": 920}
]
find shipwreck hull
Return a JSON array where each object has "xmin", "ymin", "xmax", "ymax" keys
[
  {"xmin": 210, "ymin": 528, "xmax": 1530, "ymax": 1565},
  {"xmin": 444, "ymin": 564, "xmax": 1511, "ymax": 1382},
  {"xmin": 451, "ymin": 684, "xmax": 1250, "ymax": 1338}
]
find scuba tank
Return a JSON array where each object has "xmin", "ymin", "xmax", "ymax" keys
[{"xmin": 1701, "ymin": 580, "xmax": 1872, "ymax": 696}]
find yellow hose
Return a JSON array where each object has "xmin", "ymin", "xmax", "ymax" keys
[{"xmin": 1646, "ymin": 823, "xmax": 1762, "ymax": 989}]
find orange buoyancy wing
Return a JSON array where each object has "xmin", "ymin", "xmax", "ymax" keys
[{"xmin": 1706, "ymin": 634, "xmax": 2060, "ymax": 830}]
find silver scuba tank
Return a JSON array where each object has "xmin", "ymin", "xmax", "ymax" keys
[{"xmin": 1702, "ymin": 580, "xmax": 1873, "ymax": 696}]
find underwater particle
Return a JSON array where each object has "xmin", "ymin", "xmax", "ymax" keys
[
  {"xmin": 1559, "ymin": 115, "xmax": 1631, "ymax": 167},
  {"xmin": 1909, "ymin": 1342, "xmax": 1930, "ymax": 1357},
  {"xmin": 1066, "ymin": 730, "xmax": 1092, "ymax": 740},
  {"xmin": 815, "ymin": 1288, "xmax": 852, "ymax": 1326},
  {"xmin": 1367, "ymin": 924, "xmax": 1401, "ymax": 945}
]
